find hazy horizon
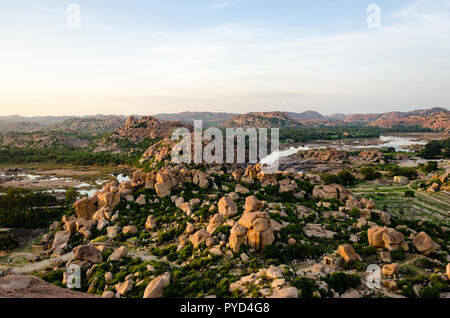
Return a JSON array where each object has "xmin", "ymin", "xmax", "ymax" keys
[
  {"xmin": 1, "ymin": 0, "xmax": 450, "ymax": 116},
  {"xmin": 0, "ymin": 106, "xmax": 449, "ymax": 119}
]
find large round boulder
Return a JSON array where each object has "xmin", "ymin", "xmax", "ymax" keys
[{"xmin": 73, "ymin": 245, "xmax": 103, "ymax": 264}]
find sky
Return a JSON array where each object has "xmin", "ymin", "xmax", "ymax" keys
[{"xmin": 0, "ymin": 0, "xmax": 450, "ymax": 116}]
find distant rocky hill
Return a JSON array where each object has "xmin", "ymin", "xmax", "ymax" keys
[
  {"xmin": 1, "ymin": 107, "xmax": 448, "ymax": 135},
  {"xmin": 287, "ymin": 110, "xmax": 325, "ymax": 120},
  {"xmin": 0, "ymin": 115, "xmax": 73, "ymax": 125},
  {"xmin": 342, "ymin": 107, "xmax": 449, "ymax": 131},
  {"xmin": 0, "ymin": 121, "xmax": 43, "ymax": 133},
  {"xmin": 110, "ymin": 116, "xmax": 190, "ymax": 144},
  {"xmin": 367, "ymin": 108, "xmax": 450, "ymax": 132},
  {"xmin": 48, "ymin": 116, "xmax": 126, "ymax": 134},
  {"xmin": 326, "ymin": 113, "xmax": 347, "ymax": 120},
  {"xmin": 225, "ymin": 112, "xmax": 301, "ymax": 128},
  {"xmin": 223, "ymin": 108, "xmax": 449, "ymax": 131},
  {"xmin": 0, "ymin": 115, "xmax": 127, "ymax": 134},
  {"xmin": 154, "ymin": 112, "xmax": 236, "ymax": 125}
]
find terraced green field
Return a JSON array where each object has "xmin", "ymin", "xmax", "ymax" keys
[{"xmin": 352, "ymin": 181, "xmax": 449, "ymax": 225}]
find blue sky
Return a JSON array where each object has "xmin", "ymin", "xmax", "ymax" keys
[{"xmin": 0, "ymin": 0, "xmax": 449, "ymax": 116}]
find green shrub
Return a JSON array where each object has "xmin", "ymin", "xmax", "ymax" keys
[
  {"xmin": 325, "ymin": 272, "xmax": 361, "ymax": 294},
  {"xmin": 349, "ymin": 207, "xmax": 360, "ymax": 218},
  {"xmin": 360, "ymin": 167, "xmax": 382, "ymax": 181},
  {"xmin": 404, "ymin": 190, "xmax": 415, "ymax": 198},
  {"xmin": 293, "ymin": 276, "xmax": 317, "ymax": 298},
  {"xmin": 391, "ymin": 249, "xmax": 406, "ymax": 261},
  {"xmin": 420, "ymin": 286, "xmax": 440, "ymax": 298}
]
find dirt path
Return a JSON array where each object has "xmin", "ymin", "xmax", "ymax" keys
[{"xmin": 0, "ymin": 252, "xmax": 74, "ymax": 275}]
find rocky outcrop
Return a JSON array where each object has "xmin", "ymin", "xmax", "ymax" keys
[
  {"xmin": 229, "ymin": 223, "xmax": 247, "ymax": 253},
  {"xmin": 108, "ymin": 246, "xmax": 128, "ymax": 262},
  {"xmin": 313, "ymin": 184, "xmax": 352, "ymax": 201},
  {"xmin": 189, "ymin": 230, "xmax": 211, "ymax": 248},
  {"xmin": 238, "ymin": 212, "xmax": 274, "ymax": 251},
  {"xmin": 74, "ymin": 197, "xmax": 97, "ymax": 220},
  {"xmin": 112, "ymin": 116, "xmax": 187, "ymax": 144},
  {"xmin": 295, "ymin": 148, "xmax": 347, "ymax": 162},
  {"xmin": 244, "ymin": 195, "xmax": 263, "ymax": 212},
  {"xmin": 143, "ymin": 274, "xmax": 170, "ymax": 298},
  {"xmin": 382, "ymin": 263, "xmax": 399, "ymax": 276},
  {"xmin": 412, "ymin": 232, "xmax": 435, "ymax": 255},
  {"xmin": 73, "ymin": 245, "xmax": 103, "ymax": 264},
  {"xmin": 52, "ymin": 230, "xmax": 71, "ymax": 249},
  {"xmin": 337, "ymin": 244, "xmax": 356, "ymax": 263},
  {"xmin": 225, "ymin": 112, "xmax": 300, "ymax": 128},
  {"xmin": 358, "ymin": 150, "xmax": 384, "ymax": 163},
  {"xmin": 145, "ymin": 215, "xmax": 157, "ymax": 230},
  {"xmin": 0, "ymin": 275, "xmax": 98, "ymax": 298},
  {"xmin": 368, "ymin": 226, "xmax": 407, "ymax": 251},
  {"xmin": 218, "ymin": 196, "xmax": 238, "ymax": 217}
]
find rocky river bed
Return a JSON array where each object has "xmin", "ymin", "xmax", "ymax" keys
[{"xmin": 0, "ymin": 168, "xmax": 131, "ymax": 198}]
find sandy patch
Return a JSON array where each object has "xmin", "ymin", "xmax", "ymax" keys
[
  {"xmin": 37, "ymin": 169, "xmax": 101, "ymax": 177},
  {"xmin": 0, "ymin": 179, "xmax": 83, "ymax": 190}
]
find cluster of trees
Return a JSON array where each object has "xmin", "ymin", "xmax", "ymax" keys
[
  {"xmin": 0, "ymin": 134, "xmax": 160, "ymax": 167},
  {"xmin": 0, "ymin": 146, "xmax": 128, "ymax": 166},
  {"xmin": 360, "ymin": 167, "xmax": 382, "ymax": 181},
  {"xmin": 421, "ymin": 138, "xmax": 450, "ymax": 159},
  {"xmin": 322, "ymin": 170, "xmax": 356, "ymax": 186},
  {"xmin": 279, "ymin": 126, "xmax": 382, "ymax": 143},
  {"xmin": 0, "ymin": 189, "xmax": 61, "ymax": 228},
  {"xmin": 279, "ymin": 125, "xmax": 431, "ymax": 143},
  {"xmin": 388, "ymin": 166, "xmax": 418, "ymax": 179},
  {"xmin": 418, "ymin": 161, "xmax": 438, "ymax": 173},
  {"xmin": 0, "ymin": 233, "xmax": 19, "ymax": 251}
]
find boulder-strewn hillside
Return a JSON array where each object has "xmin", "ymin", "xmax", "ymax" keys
[
  {"xmin": 225, "ymin": 112, "xmax": 301, "ymax": 128},
  {"xmin": 25, "ymin": 146, "xmax": 449, "ymax": 299}
]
